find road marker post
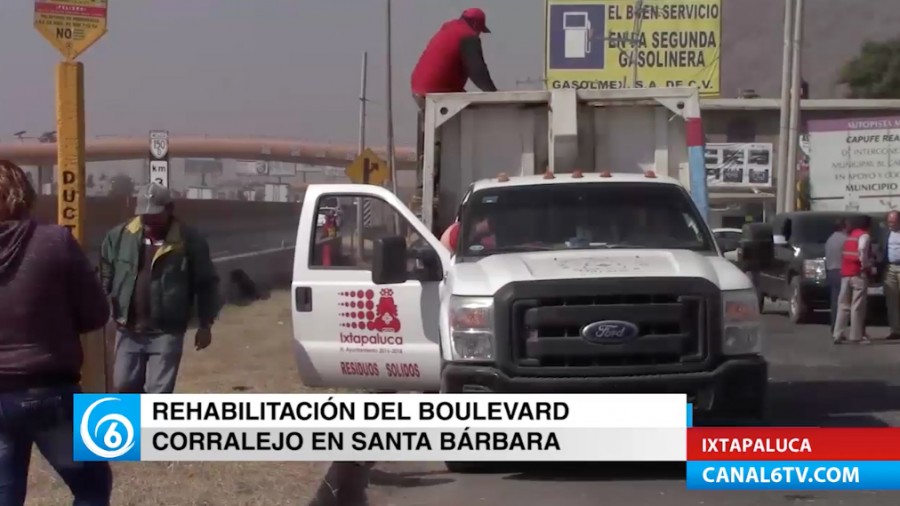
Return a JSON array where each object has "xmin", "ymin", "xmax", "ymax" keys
[
  {"xmin": 35, "ymin": 0, "xmax": 110, "ymax": 393},
  {"xmin": 149, "ymin": 130, "xmax": 170, "ymax": 187}
]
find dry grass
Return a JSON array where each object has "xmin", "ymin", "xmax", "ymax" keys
[{"xmin": 25, "ymin": 290, "xmax": 331, "ymax": 506}]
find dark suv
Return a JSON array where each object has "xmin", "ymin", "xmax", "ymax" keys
[{"xmin": 750, "ymin": 211, "xmax": 886, "ymax": 324}]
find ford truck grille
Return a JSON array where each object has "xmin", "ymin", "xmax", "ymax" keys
[{"xmin": 493, "ymin": 278, "xmax": 721, "ymax": 377}]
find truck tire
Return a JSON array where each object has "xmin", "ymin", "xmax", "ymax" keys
[
  {"xmin": 445, "ymin": 461, "xmax": 491, "ymax": 474},
  {"xmin": 748, "ymin": 272, "xmax": 765, "ymax": 314},
  {"xmin": 711, "ymin": 382, "xmax": 768, "ymax": 426},
  {"xmin": 788, "ymin": 276, "xmax": 813, "ymax": 324},
  {"xmin": 718, "ymin": 401, "xmax": 768, "ymax": 426},
  {"xmin": 737, "ymin": 394, "xmax": 768, "ymax": 426}
]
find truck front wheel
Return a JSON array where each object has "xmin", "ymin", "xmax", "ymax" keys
[
  {"xmin": 710, "ymin": 378, "xmax": 768, "ymax": 426},
  {"xmin": 789, "ymin": 276, "xmax": 813, "ymax": 324},
  {"xmin": 445, "ymin": 461, "xmax": 493, "ymax": 474}
]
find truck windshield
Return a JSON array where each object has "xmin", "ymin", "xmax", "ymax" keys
[{"xmin": 459, "ymin": 182, "xmax": 714, "ymax": 256}]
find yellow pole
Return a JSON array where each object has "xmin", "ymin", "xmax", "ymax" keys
[
  {"xmin": 57, "ymin": 61, "xmax": 108, "ymax": 393},
  {"xmin": 56, "ymin": 62, "xmax": 85, "ymax": 239}
]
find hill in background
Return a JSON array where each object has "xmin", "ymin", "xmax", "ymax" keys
[{"xmin": 720, "ymin": 0, "xmax": 899, "ymax": 98}]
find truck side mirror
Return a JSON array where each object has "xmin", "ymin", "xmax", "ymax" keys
[
  {"xmin": 372, "ymin": 236, "xmax": 408, "ymax": 285},
  {"xmin": 739, "ymin": 223, "xmax": 775, "ymax": 271},
  {"xmin": 408, "ymin": 244, "xmax": 444, "ymax": 282}
]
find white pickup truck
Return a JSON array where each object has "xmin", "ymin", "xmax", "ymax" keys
[{"xmin": 290, "ymin": 89, "xmax": 767, "ymax": 432}]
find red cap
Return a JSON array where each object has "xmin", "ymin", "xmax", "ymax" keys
[{"xmin": 462, "ymin": 8, "xmax": 490, "ymax": 33}]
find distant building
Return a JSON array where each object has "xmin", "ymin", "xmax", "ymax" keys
[{"xmin": 720, "ymin": 0, "xmax": 899, "ymax": 98}]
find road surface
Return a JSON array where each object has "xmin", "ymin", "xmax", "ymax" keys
[
  {"xmin": 368, "ymin": 304, "xmax": 900, "ymax": 505},
  {"xmin": 31, "ymin": 294, "xmax": 894, "ymax": 505}
]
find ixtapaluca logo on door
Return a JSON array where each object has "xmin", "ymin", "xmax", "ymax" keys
[{"xmin": 338, "ymin": 289, "xmax": 403, "ymax": 352}]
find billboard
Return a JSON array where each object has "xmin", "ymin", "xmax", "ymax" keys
[
  {"xmin": 808, "ymin": 116, "xmax": 900, "ymax": 212},
  {"xmin": 235, "ymin": 160, "xmax": 297, "ymax": 177},
  {"xmin": 184, "ymin": 158, "xmax": 223, "ymax": 175},
  {"xmin": 545, "ymin": 0, "xmax": 721, "ymax": 96},
  {"xmin": 267, "ymin": 162, "xmax": 298, "ymax": 177},
  {"xmin": 235, "ymin": 160, "xmax": 268, "ymax": 176},
  {"xmin": 704, "ymin": 143, "xmax": 773, "ymax": 188}
]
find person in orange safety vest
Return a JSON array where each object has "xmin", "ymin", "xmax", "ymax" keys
[{"xmin": 832, "ymin": 215, "xmax": 874, "ymax": 344}]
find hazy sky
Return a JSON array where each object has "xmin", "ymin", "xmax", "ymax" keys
[{"xmin": 0, "ymin": 0, "xmax": 544, "ymax": 148}]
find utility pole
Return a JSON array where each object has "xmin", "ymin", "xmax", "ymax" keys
[
  {"xmin": 775, "ymin": 0, "xmax": 794, "ymax": 215},
  {"xmin": 359, "ymin": 52, "xmax": 368, "ymax": 155},
  {"xmin": 356, "ymin": 51, "xmax": 368, "ymax": 259},
  {"xmin": 784, "ymin": 0, "xmax": 804, "ymax": 213},
  {"xmin": 385, "ymin": 0, "xmax": 398, "ymax": 197}
]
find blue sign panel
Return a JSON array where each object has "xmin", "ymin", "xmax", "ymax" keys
[{"xmin": 548, "ymin": 3, "xmax": 607, "ymax": 70}]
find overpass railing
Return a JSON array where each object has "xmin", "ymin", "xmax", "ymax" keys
[{"xmin": 33, "ymin": 196, "xmax": 301, "ymax": 263}]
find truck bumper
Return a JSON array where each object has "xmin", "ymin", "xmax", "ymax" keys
[
  {"xmin": 441, "ymin": 356, "xmax": 768, "ymax": 417},
  {"xmin": 799, "ymin": 278, "xmax": 830, "ymax": 308}
]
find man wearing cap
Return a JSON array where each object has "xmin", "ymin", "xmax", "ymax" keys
[
  {"xmin": 100, "ymin": 183, "xmax": 219, "ymax": 393},
  {"xmin": 411, "ymin": 7, "xmax": 498, "ymax": 103},
  {"xmin": 410, "ymin": 7, "xmax": 498, "ymax": 226}
]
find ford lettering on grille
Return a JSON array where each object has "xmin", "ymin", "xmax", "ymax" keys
[{"xmin": 581, "ymin": 320, "xmax": 640, "ymax": 344}]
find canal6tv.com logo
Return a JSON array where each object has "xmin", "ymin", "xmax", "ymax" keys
[{"xmin": 73, "ymin": 394, "xmax": 141, "ymax": 461}]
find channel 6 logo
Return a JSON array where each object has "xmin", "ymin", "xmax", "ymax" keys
[{"xmin": 73, "ymin": 394, "xmax": 141, "ymax": 461}]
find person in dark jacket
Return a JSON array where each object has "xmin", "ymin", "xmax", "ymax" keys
[
  {"xmin": 881, "ymin": 210, "xmax": 900, "ymax": 340},
  {"xmin": 100, "ymin": 183, "xmax": 219, "ymax": 394},
  {"xmin": 410, "ymin": 8, "xmax": 498, "ymax": 203},
  {"xmin": 0, "ymin": 160, "xmax": 112, "ymax": 505}
]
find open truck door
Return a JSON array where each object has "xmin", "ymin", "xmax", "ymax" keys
[{"xmin": 291, "ymin": 184, "xmax": 450, "ymax": 392}]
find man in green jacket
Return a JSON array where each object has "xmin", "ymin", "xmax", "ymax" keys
[{"xmin": 100, "ymin": 183, "xmax": 219, "ymax": 393}]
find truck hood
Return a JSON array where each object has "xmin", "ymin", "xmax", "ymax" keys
[{"xmin": 449, "ymin": 249, "xmax": 752, "ymax": 295}]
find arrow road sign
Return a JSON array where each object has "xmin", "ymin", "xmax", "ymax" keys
[{"xmin": 346, "ymin": 148, "xmax": 389, "ymax": 185}]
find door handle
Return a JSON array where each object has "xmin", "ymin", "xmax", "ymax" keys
[{"xmin": 295, "ymin": 286, "xmax": 312, "ymax": 312}]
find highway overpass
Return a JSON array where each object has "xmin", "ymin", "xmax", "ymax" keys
[
  {"xmin": 0, "ymin": 136, "xmax": 417, "ymax": 170},
  {"xmin": 33, "ymin": 195, "xmax": 300, "ymax": 304}
]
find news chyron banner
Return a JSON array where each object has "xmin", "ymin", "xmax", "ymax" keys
[
  {"xmin": 545, "ymin": 0, "xmax": 721, "ymax": 95},
  {"xmin": 72, "ymin": 394, "xmax": 688, "ymax": 461},
  {"xmin": 687, "ymin": 428, "xmax": 900, "ymax": 490}
]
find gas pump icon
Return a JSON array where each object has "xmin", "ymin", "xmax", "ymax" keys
[{"xmin": 563, "ymin": 12, "xmax": 592, "ymax": 59}]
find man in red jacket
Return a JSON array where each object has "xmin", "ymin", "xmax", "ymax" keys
[
  {"xmin": 833, "ymin": 215, "xmax": 874, "ymax": 344},
  {"xmin": 410, "ymin": 7, "xmax": 498, "ymax": 214},
  {"xmin": 411, "ymin": 7, "xmax": 498, "ymax": 103}
]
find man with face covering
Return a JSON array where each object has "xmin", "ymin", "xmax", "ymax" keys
[{"xmin": 100, "ymin": 183, "xmax": 219, "ymax": 393}]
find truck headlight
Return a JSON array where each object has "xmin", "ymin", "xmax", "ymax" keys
[
  {"xmin": 803, "ymin": 258, "xmax": 826, "ymax": 281},
  {"xmin": 449, "ymin": 296, "xmax": 494, "ymax": 361},
  {"xmin": 721, "ymin": 289, "xmax": 762, "ymax": 356}
]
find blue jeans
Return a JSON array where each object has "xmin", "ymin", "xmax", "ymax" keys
[
  {"xmin": 114, "ymin": 329, "xmax": 185, "ymax": 394},
  {"xmin": 0, "ymin": 385, "xmax": 112, "ymax": 506},
  {"xmin": 827, "ymin": 269, "xmax": 842, "ymax": 331}
]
